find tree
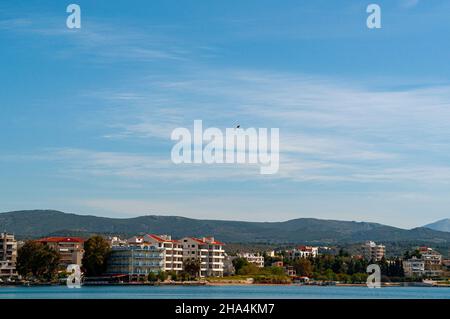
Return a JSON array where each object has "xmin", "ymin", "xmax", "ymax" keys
[
  {"xmin": 351, "ymin": 273, "xmax": 367, "ymax": 283},
  {"xmin": 377, "ymin": 256, "xmax": 389, "ymax": 275},
  {"xmin": 237, "ymin": 263, "xmax": 260, "ymax": 275},
  {"xmin": 167, "ymin": 270, "xmax": 178, "ymax": 281},
  {"xmin": 148, "ymin": 272, "xmax": 158, "ymax": 282},
  {"xmin": 293, "ymin": 258, "xmax": 313, "ymax": 277},
  {"xmin": 232, "ymin": 257, "xmax": 249, "ymax": 274},
  {"xmin": 338, "ymin": 248, "xmax": 350, "ymax": 257},
  {"xmin": 157, "ymin": 271, "xmax": 168, "ymax": 282},
  {"xmin": 324, "ymin": 268, "xmax": 336, "ymax": 281},
  {"xmin": 403, "ymin": 249, "xmax": 421, "ymax": 260},
  {"xmin": 82, "ymin": 235, "xmax": 111, "ymax": 276},
  {"xmin": 17, "ymin": 241, "xmax": 60, "ymax": 280},
  {"xmin": 183, "ymin": 258, "xmax": 201, "ymax": 278}
]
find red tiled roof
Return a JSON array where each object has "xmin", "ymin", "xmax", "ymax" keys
[
  {"xmin": 191, "ymin": 237, "xmax": 225, "ymax": 245},
  {"xmin": 147, "ymin": 234, "xmax": 180, "ymax": 243},
  {"xmin": 37, "ymin": 237, "xmax": 85, "ymax": 243}
]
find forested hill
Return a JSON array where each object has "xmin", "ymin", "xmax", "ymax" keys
[{"xmin": 1, "ymin": 210, "xmax": 450, "ymax": 246}]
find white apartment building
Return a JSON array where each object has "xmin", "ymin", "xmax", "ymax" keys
[
  {"xmin": 363, "ymin": 241, "xmax": 385, "ymax": 261},
  {"xmin": 237, "ymin": 252, "xmax": 264, "ymax": 268},
  {"xmin": 181, "ymin": 237, "xmax": 225, "ymax": 277},
  {"xmin": 0, "ymin": 233, "xmax": 17, "ymax": 279},
  {"xmin": 128, "ymin": 234, "xmax": 183, "ymax": 273},
  {"xmin": 403, "ymin": 257, "xmax": 425, "ymax": 277},
  {"xmin": 287, "ymin": 246, "xmax": 319, "ymax": 259}
]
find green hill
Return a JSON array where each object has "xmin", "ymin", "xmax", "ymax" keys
[{"xmin": 1, "ymin": 210, "xmax": 450, "ymax": 248}]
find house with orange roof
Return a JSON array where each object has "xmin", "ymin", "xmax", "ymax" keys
[{"xmin": 142, "ymin": 234, "xmax": 184, "ymax": 273}]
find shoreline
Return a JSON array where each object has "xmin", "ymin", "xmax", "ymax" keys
[{"xmin": 2, "ymin": 281, "xmax": 449, "ymax": 288}]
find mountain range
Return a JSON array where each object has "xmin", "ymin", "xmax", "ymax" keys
[
  {"xmin": 424, "ymin": 218, "xmax": 450, "ymax": 233},
  {"xmin": 1, "ymin": 210, "xmax": 450, "ymax": 247}
]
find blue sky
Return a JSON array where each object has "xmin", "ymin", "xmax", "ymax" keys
[{"xmin": 1, "ymin": 0, "xmax": 450, "ymax": 228}]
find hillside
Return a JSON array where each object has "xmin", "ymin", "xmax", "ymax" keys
[
  {"xmin": 1, "ymin": 210, "xmax": 450, "ymax": 248},
  {"xmin": 424, "ymin": 218, "xmax": 450, "ymax": 232}
]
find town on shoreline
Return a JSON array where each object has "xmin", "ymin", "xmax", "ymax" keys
[{"xmin": 1, "ymin": 232, "xmax": 450, "ymax": 287}]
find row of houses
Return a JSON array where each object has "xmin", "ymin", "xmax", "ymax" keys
[
  {"xmin": 236, "ymin": 242, "xmax": 385, "ymax": 269},
  {"xmin": 1, "ymin": 232, "xmax": 447, "ymax": 280},
  {"xmin": 0, "ymin": 233, "xmax": 226, "ymax": 280},
  {"xmin": 235, "ymin": 246, "xmax": 320, "ymax": 270}
]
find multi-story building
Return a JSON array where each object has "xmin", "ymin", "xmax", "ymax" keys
[
  {"xmin": 128, "ymin": 234, "xmax": 183, "ymax": 273},
  {"xmin": 419, "ymin": 247, "xmax": 442, "ymax": 277},
  {"xmin": 287, "ymin": 246, "xmax": 318, "ymax": 259},
  {"xmin": 419, "ymin": 247, "xmax": 442, "ymax": 265},
  {"xmin": 403, "ymin": 257, "xmax": 425, "ymax": 277},
  {"xmin": 37, "ymin": 237, "xmax": 85, "ymax": 268},
  {"xmin": 181, "ymin": 237, "xmax": 225, "ymax": 277},
  {"xmin": 106, "ymin": 234, "xmax": 226, "ymax": 279},
  {"xmin": 141, "ymin": 234, "xmax": 183, "ymax": 273},
  {"xmin": 363, "ymin": 241, "xmax": 385, "ymax": 261},
  {"xmin": 106, "ymin": 244, "xmax": 164, "ymax": 280},
  {"xmin": 0, "ymin": 232, "xmax": 18, "ymax": 279},
  {"xmin": 237, "ymin": 253, "xmax": 264, "ymax": 268}
]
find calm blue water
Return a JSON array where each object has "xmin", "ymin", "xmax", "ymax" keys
[{"xmin": 0, "ymin": 285, "xmax": 449, "ymax": 299}]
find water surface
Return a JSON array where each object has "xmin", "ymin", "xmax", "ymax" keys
[{"xmin": 0, "ymin": 285, "xmax": 449, "ymax": 299}]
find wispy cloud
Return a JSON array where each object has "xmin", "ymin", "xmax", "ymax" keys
[
  {"xmin": 399, "ymin": 0, "xmax": 420, "ymax": 8},
  {"xmin": 0, "ymin": 13, "xmax": 189, "ymax": 63},
  {"xmin": 77, "ymin": 67, "xmax": 450, "ymax": 185}
]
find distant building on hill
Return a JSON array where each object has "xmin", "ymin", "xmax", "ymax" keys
[
  {"xmin": 37, "ymin": 237, "xmax": 85, "ymax": 267},
  {"xmin": 0, "ymin": 232, "xmax": 17, "ymax": 279},
  {"xmin": 107, "ymin": 236, "xmax": 127, "ymax": 247},
  {"xmin": 287, "ymin": 246, "xmax": 318, "ymax": 259},
  {"xmin": 362, "ymin": 241, "xmax": 385, "ymax": 261},
  {"xmin": 237, "ymin": 252, "xmax": 264, "ymax": 268}
]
